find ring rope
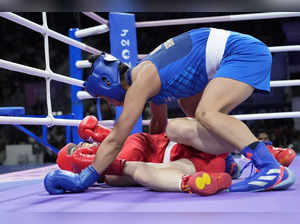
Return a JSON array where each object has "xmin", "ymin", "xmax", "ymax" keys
[
  {"xmin": 137, "ymin": 45, "xmax": 300, "ymax": 60},
  {"xmin": 42, "ymin": 12, "xmax": 55, "ymax": 127},
  {"xmin": 0, "ymin": 12, "xmax": 102, "ymax": 55},
  {"xmin": 82, "ymin": 12, "xmax": 109, "ymax": 25},
  {"xmin": 2, "ymin": 111, "xmax": 300, "ymax": 127},
  {"xmin": 75, "ymin": 45, "xmax": 300, "ymax": 68},
  {"xmin": 134, "ymin": 12, "xmax": 300, "ymax": 28},
  {"xmin": 80, "ymin": 12, "xmax": 300, "ymax": 29},
  {"xmin": 0, "ymin": 59, "xmax": 84, "ymax": 87},
  {"xmin": 76, "ymin": 79, "xmax": 300, "ymax": 101}
]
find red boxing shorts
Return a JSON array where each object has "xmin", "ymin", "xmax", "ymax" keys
[
  {"xmin": 117, "ymin": 133, "xmax": 169, "ymax": 163},
  {"xmin": 117, "ymin": 133, "xmax": 227, "ymax": 173},
  {"xmin": 169, "ymin": 143, "xmax": 227, "ymax": 173}
]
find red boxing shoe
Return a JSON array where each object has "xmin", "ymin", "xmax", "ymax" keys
[
  {"xmin": 181, "ymin": 172, "xmax": 232, "ymax": 196},
  {"xmin": 266, "ymin": 145, "xmax": 296, "ymax": 167}
]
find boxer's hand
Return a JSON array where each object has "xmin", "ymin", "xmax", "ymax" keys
[
  {"xmin": 78, "ymin": 115, "xmax": 111, "ymax": 143},
  {"xmin": 44, "ymin": 165, "xmax": 100, "ymax": 195},
  {"xmin": 72, "ymin": 145, "xmax": 126, "ymax": 176},
  {"xmin": 72, "ymin": 145, "xmax": 98, "ymax": 173}
]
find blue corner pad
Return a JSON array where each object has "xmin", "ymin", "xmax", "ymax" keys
[{"xmin": 0, "ymin": 107, "xmax": 25, "ymax": 116}]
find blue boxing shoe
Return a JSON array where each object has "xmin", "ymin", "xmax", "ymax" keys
[
  {"xmin": 229, "ymin": 141, "xmax": 295, "ymax": 192},
  {"xmin": 225, "ymin": 153, "xmax": 241, "ymax": 179}
]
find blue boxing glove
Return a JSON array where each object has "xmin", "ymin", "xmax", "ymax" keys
[{"xmin": 44, "ymin": 165, "xmax": 100, "ymax": 195}]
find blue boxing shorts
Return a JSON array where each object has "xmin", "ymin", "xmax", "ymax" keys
[
  {"xmin": 144, "ymin": 28, "xmax": 272, "ymax": 105},
  {"xmin": 211, "ymin": 29, "xmax": 272, "ymax": 94}
]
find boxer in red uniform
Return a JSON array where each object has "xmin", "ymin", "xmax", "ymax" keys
[
  {"xmin": 57, "ymin": 128, "xmax": 231, "ymax": 196},
  {"xmin": 55, "ymin": 116, "xmax": 295, "ymax": 196}
]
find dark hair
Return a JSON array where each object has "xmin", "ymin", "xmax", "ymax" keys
[
  {"xmin": 88, "ymin": 54, "xmax": 101, "ymax": 63},
  {"xmin": 256, "ymin": 129, "xmax": 270, "ymax": 137},
  {"xmin": 119, "ymin": 62, "xmax": 130, "ymax": 89}
]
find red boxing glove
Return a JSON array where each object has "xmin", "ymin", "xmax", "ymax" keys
[
  {"xmin": 72, "ymin": 144, "xmax": 99, "ymax": 173},
  {"xmin": 56, "ymin": 143, "xmax": 77, "ymax": 172},
  {"xmin": 103, "ymin": 159, "xmax": 126, "ymax": 176},
  {"xmin": 266, "ymin": 145, "xmax": 296, "ymax": 167},
  {"xmin": 72, "ymin": 143, "xmax": 126, "ymax": 176},
  {"xmin": 78, "ymin": 115, "xmax": 111, "ymax": 143}
]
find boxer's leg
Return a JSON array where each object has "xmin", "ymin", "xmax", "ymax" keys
[
  {"xmin": 123, "ymin": 159, "xmax": 231, "ymax": 195},
  {"xmin": 194, "ymin": 78, "xmax": 295, "ymax": 192},
  {"xmin": 195, "ymin": 78, "xmax": 256, "ymax": 150},
  {"xmin": 167, "ymin": 78, "xmax": 255, "ymax": 152},
  {"xmin": 123, "ymin": 159, "xmax": 195, "ymax": 192},
  {"xmin": 166, "ymin": 117, "xmax": 236, "ymax": 154}
]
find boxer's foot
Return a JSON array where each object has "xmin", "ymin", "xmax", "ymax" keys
[
  {"xmin": 181, "ymin": 172, "xmax": 232, "ymax": 196},
  {"xmin": 230, "ymin": 165, "xmax": 295, "ymax": 192},
  {"xmin": 230, "ymin": 141, "xmax": 295, "ymax": 192}
]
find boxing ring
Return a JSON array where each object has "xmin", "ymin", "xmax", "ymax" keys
[{"xmin": 0, "ymin": 12, "xmax": 300, "ymax": 222}]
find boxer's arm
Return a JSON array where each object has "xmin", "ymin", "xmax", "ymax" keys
[
  {"xmin": 149, "ymin": 102, "xmax": 168, "ymax": 134},
  {"xmin": 92, "ymin": 62, "xmax": 161, "ymax": 175}
]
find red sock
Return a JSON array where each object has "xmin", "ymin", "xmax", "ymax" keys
[{"xmin": 180, "ymin": 175, "xmax": 192, "ymax": 194}]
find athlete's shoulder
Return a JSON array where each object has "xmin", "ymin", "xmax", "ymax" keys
[{"xmin": 132, "ymin": 60, "xmax": 159, "ymax": 83}]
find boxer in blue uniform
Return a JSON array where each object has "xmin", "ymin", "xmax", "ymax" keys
[{"xmin": 44, "ymin": 28, "xmax": 295, "ymax": 194}]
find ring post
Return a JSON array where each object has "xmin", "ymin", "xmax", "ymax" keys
[
  {"xmin": 69, "ymin": 28, "xmax": 84, "ymax": 144},
  {"xmin": 109, "ymin": 12, "xmax": 142, "ymax": 134}
]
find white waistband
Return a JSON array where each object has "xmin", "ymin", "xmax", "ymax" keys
[
  {"xmin": 205, "ymin": 28, "xmax": 230, "ymax": 79},
  {"xmin": 163, "ymin": 141, "xmax": 177, "ymax": 163}
]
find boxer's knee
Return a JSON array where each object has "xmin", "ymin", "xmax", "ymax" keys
[
  {"xmin": 195, "ymin": 107, "xmax": 217, "ymax": 130},
  {"xmin": 165, "ymin": 119, "xmax": 180, "ymax": 139},
  {"xmin": 166, "ymin": 119, "xmax": 198, "ymax": 143}
]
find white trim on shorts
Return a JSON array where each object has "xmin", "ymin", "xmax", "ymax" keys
[
  {"xmin": 206, "ymin": 28, "xmax": 230, "ymax": 79},
  {"xmin": 163, "ymin": 141, "xmax": 177, "ymax": 163}
]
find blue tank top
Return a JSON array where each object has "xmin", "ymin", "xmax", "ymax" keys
[{"xmin": 143, "ymin": 28, "xmax": 211, "ymax": 105}]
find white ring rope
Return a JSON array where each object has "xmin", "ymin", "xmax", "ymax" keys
[
  {"xmin": 0, "ymin": 12, "xmax": 102, "ymax": 55},
  {"xmin": 76, "ymin": 60, "xmax": 92, "ymax": 69},
  {"xmin": 137, "ymin": 45, "xmax": 300, "ymax": 60},
  {"xmin": 0, "ymin": 12, "xmax": 300, "ymax": 128},
  {"xmin": 135, "ymin": 12, "xmax": 300, "ymax": 28},
  {"xmin": 0, "ymin": 59, "xmax": 84, "ymax": 87},
  {"xmin": 75, "ymin": 24, "xmax": 109, "ymax": 38},
  {"xmin": 0, "ymin": 116, "xmax": 115, "ymax": 127},
  {"xmin": 82, "ymin": 12, "xmax": 109, "ymax": 25},
  {"xmin": 80, "ymin": 12, "xmax": 300, "ymax": 29},
  {"xmin": 269, "ymin": 45, "xmax": 300, "ymax": 52},
  {"xmin": 42, "ymin": 12, "xmax": 55, "ymax": 126},
  {"xmin": 77, "ymin": 45, "xmax": 300, "ymax": 68},
  {"xmin": 76, "ymin": 12, "xmax": 300, "ymax": 40},
  {"xmin": 76, "ymin": 79, "xmax": 300, "ymax": 101},
  {"xmin": 2, "ymin": 111, "xmax": 300, "ymax": 127}
]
